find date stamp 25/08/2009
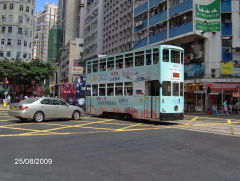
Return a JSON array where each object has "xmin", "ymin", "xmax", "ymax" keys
[{"xmin": 14, "ymin": 158, "xmax": 53, "ymax": 165}]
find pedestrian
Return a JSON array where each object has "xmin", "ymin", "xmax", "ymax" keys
[
  {"xmin": 224, "ymin": 100, "xmax": 228, "ymax": 115},
  {"xmin": 7, "ymin": 95, "xmax": 11, "ymax": 105}
]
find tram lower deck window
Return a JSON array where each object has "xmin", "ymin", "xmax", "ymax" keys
[
  {"xmin": 162, "ymin": 81, "xmax": 171, "ymax": 96},
  {"xmin": 173, "ymin": 82, "xmax": 179, "ymax": 96}
]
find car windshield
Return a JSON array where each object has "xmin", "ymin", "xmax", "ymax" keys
[{"xmin": 19, "ymin": 98, "xmax": 40, "ymax": 104}]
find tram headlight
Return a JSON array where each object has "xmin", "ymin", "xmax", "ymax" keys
[{"xmin": 174, "ymin": 105, "xmax": 178, "ymax": 111}]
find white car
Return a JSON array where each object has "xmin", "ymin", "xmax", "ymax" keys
[{"xmin": 8, "ymin": 97, "xmax": 85, "ymax": 122}]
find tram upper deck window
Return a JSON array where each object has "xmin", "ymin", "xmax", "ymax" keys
[
  {"xmin": 146, "ymin": 50, "xmax": 152, "ymax": 65},
  {"xmin": 100, "ymin": 59, "xmax": 106, "ymax": 71},
  {"xmin": 124, "ymin": 82, "xmax": 133, "ymax": 96},
  {"xmin": 107, "ymin": 83, "xmax": 114, "ymax": 96},
  {"xmin": 99, "ymin": 84, "xmax": 106, "ymax": 96},
  {"xmin": 181, "ymin": 52, "xmax": 184, "ymax": 64},
  {"xmin": 162, "ymin": 81, "xmax": 171, "ymax": 96},
  {"xmin": 116, "ymin": 55, "xmax": 123, "ymax": 69},
  {"xmin": 153, "ymin": 48, "xmax": 159, "ymax": 64},
  {"xmin": 93, "ymin": 61, "xmax": 98, "ymax": 72},
  {"xmin": 125, "ymin": 53, "xmax": 133, "ymax": 68},
  {"xmin": 163, "ymin": 49, "xmax": 169, "ymax": 62},
  {"xmin": 135, "ymin": 51, "xmax": 144, "ymax": 66},
  {"xmin": 107, "ymin": 57, "xmax": 114, "ymax": 70},
  {"xmin": 92, "ymin": 84, "xmax": 98, "ymax": 96},
  {"xmin": 87, "ymin": 62, "xmax": 91, "ymax": 73},
  {"xmin": 171, "ymin": 50, "xmax": 180, "ymax": 63}
]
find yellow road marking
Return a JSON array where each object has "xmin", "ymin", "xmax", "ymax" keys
[
  {"xmin": 185, "ymin": 117, "xmax": 198, "ymax": 126},
  {"xmin": 227, "ymin": 119, "xmax": 235, "ymax": 136}
]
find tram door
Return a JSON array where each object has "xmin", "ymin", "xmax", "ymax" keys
[{"xmin": 144, "ymin": 80, "xmax": 160, "ymax": 118}]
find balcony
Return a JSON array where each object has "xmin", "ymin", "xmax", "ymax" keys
[
  {"xmin": 150, "ymin": 0, "xmax": 163, "ymax": 8},
  {"xmin": 149, "ymin": 11, "xmax": 167, "ymax": 26},
  {"xmin": 222, "ymin": 48, "xmax": 232, "ymax": 61},
  {"xmin": 169, "ymin": 0, "xmax": 193, "ymax": 17},
  {"xmin": 149, "ymin": 30, "xmax": 167, "ymax": 44},
  {"xmin": 134, "ymin": 1, "xmax": 148, "ymax": 16},
  {"xmin": 134, "ymin": 19, "xmax": 148, "ymax": 32},
  {"xmin": 169, "ymin": 21, "xmax": 193, "ymax": 38},
  {"xmin": 221, "ymin": 23, "xmax": 232, "ymax": 36}
]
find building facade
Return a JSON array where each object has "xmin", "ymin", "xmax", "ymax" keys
[
  {"xmin": 0, "ymin": 0, "xmax": 35, "ymax": 61},
  {"xmin": 102, "ymin": 0, "xmax": 133, "ymax": 55},
  {"xmin": 133, "ymin": 0, "xmax": 240, "ymax": 112},
  {"xmin": 83, "ymin": 0, "xmax": 104, "ymax": 61},
  {"xmin": 32, "ymin": 3, "xmax": 58, "ymax": 62},
  {"xmin": 57, "ymin": 0, "xmax": 87, "ymax": 83}
]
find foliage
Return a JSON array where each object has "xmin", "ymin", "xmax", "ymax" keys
[
  {"xmin": 0, "ymin": 59, "xmax": 56, "ymax": 86},
  {"xmin": 41, "ymin": 86, "xmax": 51, "ymax": 96}
]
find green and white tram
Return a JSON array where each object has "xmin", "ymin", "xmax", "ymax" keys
[{"xmin": 86, "ymin": 45, "xmax": 184, "ymax": 120}]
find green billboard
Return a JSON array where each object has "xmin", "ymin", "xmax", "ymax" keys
[{"xmin": 195, "ymin": 0, "xmax": 220, "ymax": 32}]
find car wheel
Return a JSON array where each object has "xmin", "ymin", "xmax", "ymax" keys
[
  {"xmin": 33, "ymin": 112, "xmax": 44, "ymax": 123},
  {"xmin": 72, "ymin": 111, "xmax": 80, "ymax": 120}
]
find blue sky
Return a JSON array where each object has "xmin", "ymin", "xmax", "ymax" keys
[{"xmin": 35, "ymin": 0, "xmax": 58, "ymax": 13}]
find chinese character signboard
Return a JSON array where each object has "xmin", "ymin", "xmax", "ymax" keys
[{"xmin": 195, "ymin": 0, "xmax": 220, "ymax": 32}]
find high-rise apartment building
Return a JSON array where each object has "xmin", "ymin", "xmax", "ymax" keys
[
  {"xmin": 103, "ymin": 0, "xmax": 133, "ymax": 55},
  {"xmin": 83, "ymin": 0, "xmax": 104, "ymax": 61},
  {"xmin": 0, "ymin": 0, "xmax": 35, "ymax": 61},
  {"xmin": 57, "ymin": 0, "xmax": 87, "ymax": 83},
  {"xmin": 133, "ymin": 0, "xmax": 240, "ymax": 112},
  {"xmin": 32, "ymin": 3, "xmax": 58, "ymax": 61}
]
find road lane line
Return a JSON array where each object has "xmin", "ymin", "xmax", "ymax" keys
[
  {"xmin": 227, "ymin": 119, "xmax": 235, "ymax": 136},
  {"xmin": 184, "ymin": 117, "xmax": 198, "ymax": 126}
]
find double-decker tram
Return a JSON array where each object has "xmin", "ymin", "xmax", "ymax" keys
[{"xmin": 85, "ymin": 45, "xmax": 184, "ymax": 120}]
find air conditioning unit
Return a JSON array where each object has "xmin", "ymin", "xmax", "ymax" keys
[
  {"xmin": 136, "ymin": 21, "xmax": 143, "ymax": 27},
  {"xmin": 187, "ymin": 53, "xmax": 194, "ymax": 60},
  {"xmin": 224, "ymin": 48, "xmax": 232, "ymax": 53},
  {"xmin": 194, "ymin": 51, "xmax": 203, "ymax": 59}
]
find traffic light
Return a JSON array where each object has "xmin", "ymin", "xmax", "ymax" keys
[
  {"xmin": 5, "ymin": 80, "xmax": 9, "ymax": 88},
  {"xmin": 207, "ymin": 84, "xmax": 211, "ymax": 94}
]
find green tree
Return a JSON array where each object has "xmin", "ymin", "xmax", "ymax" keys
[{"xmin": 0, "ymin": 59, "xmax": 56, "ymax": 95}]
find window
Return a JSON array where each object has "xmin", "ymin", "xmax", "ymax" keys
[
  {"xmin": 1, "ymin": 39, "xmax": 4, "ymax": 45},
  {"xmin": 92, "ymin": 84, "xmax": 98, "ymax": 96},
  {"xmin": 171, "ymin": 50, "xmax": 180, "ymax": 63},
  {"xmin": 181, "ymin": 52, "xmax": 184, "ymax": 64},
  {"xmin": 180, "ymin": 82, "xmax": 183, "ymax": 96},
  {"xmin": 107, "ymin": 83, "xmax": 114, "ymax": 96},
  {"xmin": 7, "ymin": 39, "xmax": 11, "ymax": 45},
  {"xmin": 2, "ymin": 15, "xmax": 6, "ymax": 22},
  {"xmin": 16, "ymin": 52, "xmax": 21, "ymax": 58},
  {"xmin": 115, "ymin": 83, "xmax": 123, "ymax": 96},
  {"xmin": 3, "ymin": 4, "xmax": 7, "ymax": 10},
  {"xmin": 87, "ymin": 62, "xmax": 91, "ymax": 73},
  {"xmin": 41, "ymin": 99, "xmax": 53, "ymax": 105},
  {"xmin": 116, "ymin": 55, "xmax": 123, "ymax": 69},
  {"xmin": 92, "ymin": 61, "xmax": 98, "ymax": 72},
  {"xmin": 100, "ymin": 59, "xmax": 106, "ymax": 71},
  {"xmin": 86, "ymin": 85, "xmax": 91, "ymax": 96},
  {"xmin": 9, "ymin": 4, "xmax": 14, "ymax": 10},
  {"xmin": 162, "ymin": 81, "xmax": 171, "ymax": 96},
  {"xmin": 23, "ymin": 53, "xmax": 27, "ymax": 59},
  {"xmin": 124, "ymin": 82, "xmax": 133, "ymax": 96},
  {"xmin": 8, "ymin": 27, "xmax": 12, "ymax": 33},
  {"xmin": 163, "ymin": 49, "xmax": 169, "ymax": 62},
  {"xmin": 18, "ymin": 16, "xmax": 23, "ymax": 23},
  {"xmin": 107, "ymin": 57, "xmax": 114, "ymax": 70},
  {"xmin": 146, "ymin": 50, "xmax": 152, "ymax": 65},
  {"xmin": 18, "ymin": 28, "xmax": 22, "ymax": 34},
  {"xmin": 173, "ymin": 82, "xmax": 179, "ymax": 96},
  {"xmin": 0, "ymin": 51, "xmax": 4, "ymax": 57},
  {"xmin": 125, "ymin": 53, "xmax": 133, "ymax": 68},
  {"xmin": 99, "ymin": 84, "xmax": 106, "ymax": 96},
  {"xmin": 26, "ymin": 6, "xmax": 29, "ymax": 12},
  {"xmin": 2, "ymin": 27, "xmax": 5, "ymax": 33},
  {"xmin": 6, "ymin": 51, "xmax": 11, "ymax": 57},
  {"xmin": 153, "ymin": 48, "xmax": 159, "ymax": 64},
  {"xmin": 135, "ymin": 51, "xmax": 144, "ymax": 66},
  {"xmin": 24, "ymin": 41, "xmax": 27, "ymax": 46},
  {"xmin": 19, "ymin": 5, "xmax": 23, "ymax": 11},
  {"xmin": 9, "ymin": 15, "xmax": 13, "ymax": 21},
  {"xmin": 17, "ymin": 40, "xmax": 21, "ymax": 45}
]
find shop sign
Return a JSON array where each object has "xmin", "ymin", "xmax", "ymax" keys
[{"xmin": 233, "ymin": 92, "xmax": 240, "ymax": 97}]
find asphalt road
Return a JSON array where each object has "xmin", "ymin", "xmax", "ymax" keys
[{"xmin": 0, "ymin": 109, "xmax": 240, "ymax": 181}]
